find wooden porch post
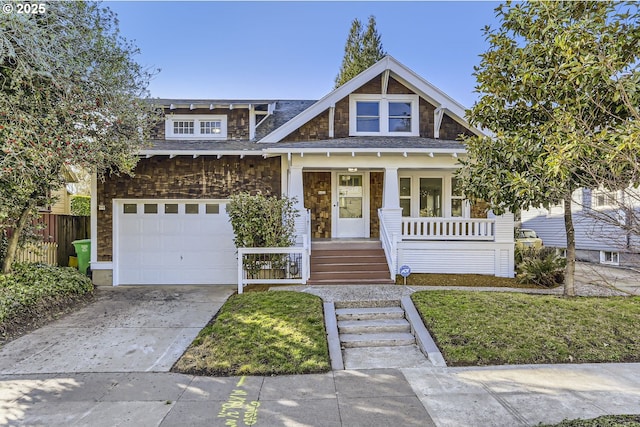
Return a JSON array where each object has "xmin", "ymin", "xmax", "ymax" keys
[{"xmin": 382, "ymin": 167, "xmax": 400, "ymax": 209}]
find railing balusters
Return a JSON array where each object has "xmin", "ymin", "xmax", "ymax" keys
[{"xmin": 399, "ymin": 218, "xmax": 496, "ymax": 241}]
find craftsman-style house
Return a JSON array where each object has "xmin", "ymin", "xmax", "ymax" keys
[{"xmin": 91, "ymin": 56, "xmax": 514, "ymax": 286}]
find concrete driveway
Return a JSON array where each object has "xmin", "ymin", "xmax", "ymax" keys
[{"xmin": 0, "ymin": 285, "xmax": 236, "ymax": 374}]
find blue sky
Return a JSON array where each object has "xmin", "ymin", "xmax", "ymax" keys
[{"xmin": 106, "ymin": 1, "xmax": 501, "ymax": 108}]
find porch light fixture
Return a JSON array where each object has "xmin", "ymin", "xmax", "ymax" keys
[{"xmin": 348, "ymin": 167, "xmax": 358, "ymax": 172}]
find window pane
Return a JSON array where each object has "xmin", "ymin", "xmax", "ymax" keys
[
  {"xmin": 205, "ymin": 203, "xmax": 219, "ymax": 214},
  {"xmin": 419, "ymin": 178, "xmax": 442, "ymax": 217},
  {"xmin": 451, "ymin": 178, "xmax": 462, "ymax": 197},
  {"xmin": 200, "ymin": 121, "xmax": 221, "ymax": 134},
  {"xmin": 165, "ymin": 204, "xmax": 178, "ymax": 214},
  {"xmin": 400, "ymin": 198, "xmax": 411, "ymax": 217},
  {"xmin": 144, "ymin": 204, "xmax": 158, "ymax": 214},
  {"xmin": 173, "ymin": 120, "xmax": 194, "ymax": 134},
  {"xmin": 389, "ymin": 117, "xmax": 411, "ymax": 132},
  {"xmin": 356, "ymin": 101, "xmax": 379, "ymax": 116},
  {"xmin": 185, "ymin": 204, "xmax": 199, "ymax": 214},
  {"xmin": 400, "ymin": 178, "xmax": 411, "ymax": 197},
  {"xmin": 451, "ymin": 199, "xmax": 463, "ymax": 217},
  {"xmin": 123, "ymin": 204, "xmax": 137, "ymax": 214},
  {"xmin": 339, "ymin": 198, "xmax": 363, "ymax": 218},
  {"xmin": 389, "ymin": 102, "xmax": 411, "ymax": 117},
  {"xmin": 356, "ymin": 117, "xmax": 380, "ymax": 132}
]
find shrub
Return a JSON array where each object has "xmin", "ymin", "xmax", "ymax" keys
[
  {"xmin": 0, "ymin": 263, "xmax": 94, "ymax": 335},
  {"xmin": 71, "ymin": 195, "xmax": 91, "ymax": 216},
  {"xmin": 516, "ymin": 247, "xmax": 566, "ymax": 287},
  {"xmin": 226, "ymin": 193, "xmax": 299, "ymax": 248}
]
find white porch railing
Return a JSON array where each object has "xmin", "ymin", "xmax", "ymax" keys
[
  {"xmin": 237, "ymin": 209, "xmax": 311, "ymax": 294},
  {"xmin": 378, "ymin": 210, "xmax": 398, "ymax": 280},
  {"xmin": 237, "ymin": 247, "xmax": 309, "ymax": 293},
  {"xmin": 401, "ymin": 218, "xmax": 495, "ymax": 241}
]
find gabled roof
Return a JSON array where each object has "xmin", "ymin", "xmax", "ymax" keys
[{"xmin": 258, "ymin": 55, "xmax": 484, "ymax": 143}]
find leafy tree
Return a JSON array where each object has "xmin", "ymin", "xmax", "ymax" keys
[
  {"xmin": 0, "ymin": 1, "xmax": 161, "ymax": 273},
  {"xmin": 335, "ymin": 15, "xmax": 386, "ymax": 87},
  {"xmin": 458, "ymin": 1, "xmax": 640, "ymax": 296},
  {"xmin": 70, "ymin": 195, "xmax": 91, "ymax": 217}
]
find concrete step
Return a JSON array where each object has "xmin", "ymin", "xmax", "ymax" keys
[
  {"xmin": 336, "ymin": 306, "xmax": 405, "ymax": 321},
  {"xmin": 340, "ymin": 332, "xmax": 416, "ymax": 348},
  {"xmin": 338, "ymin": 318, "xmax": 411, "ymax": 334}
]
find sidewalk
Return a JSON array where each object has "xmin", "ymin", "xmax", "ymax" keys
[{"xmin": 404, "ymin": 363, "xmax": 640, "ymax": 427}]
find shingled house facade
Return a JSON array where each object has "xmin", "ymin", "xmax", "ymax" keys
[{"xmin": 91, "ymin": 56, "xmax": 514, "ymax": 286}]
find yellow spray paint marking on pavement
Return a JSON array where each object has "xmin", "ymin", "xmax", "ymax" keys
[{"xmin": 217, "ymin": 376, "xmax": 260, "ymax": 426}]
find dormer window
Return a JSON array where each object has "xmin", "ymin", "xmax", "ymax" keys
[
  {"xmin": 349, "ymin": 94, "xmax": 419, "ymax": 136},
  {"xmin": 166, "ymin": 115, "xmax": 227, "ymax": 139}
]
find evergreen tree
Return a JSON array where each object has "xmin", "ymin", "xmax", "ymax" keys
[{"xmin": 335, "ymin": 16, "xmax": 386, "ymax": 88}]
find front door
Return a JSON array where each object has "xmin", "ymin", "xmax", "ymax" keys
[{"xmin": 335, "ymin": 173, "xmax": 366, "ymax": 238}]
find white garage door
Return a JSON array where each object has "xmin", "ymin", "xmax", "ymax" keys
[{"xmin": 115, "ymin": 200, "xmax": 237, "ymax": 285}]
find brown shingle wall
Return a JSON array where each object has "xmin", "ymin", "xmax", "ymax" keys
[
  {"xmin": 154, "ymin": 108, "xmax": 250, "ymax": 140},
  {"xmin": 282, "ymin": 111, "xmax": 330, "ymax": 142},
  {"xmin": 303, "ymin": 172, "xmax": 331, "ymax": 239},
  {"xmin": 96, "ymin": 156, "xmax": 281, "ymax": 261},
  {"xmin": 439, "ymin": 115, "xmax": 475, "ymax": 140},
  {"xmin": 369, "ymin": 172, "xmax": 383, "ymax": 238},
  {"xmin": 419, "ymin": 98, "xmax": 436, "ymax": 138}
]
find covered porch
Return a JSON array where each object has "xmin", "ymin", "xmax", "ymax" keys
[{"xmin": 267, "ymin": 140, "xmax": 515, "ymax": 279}]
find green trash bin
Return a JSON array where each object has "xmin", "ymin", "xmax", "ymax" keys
[{"xmin": 72, "ymin": 239, "xmax": 91, "ymax": 275}]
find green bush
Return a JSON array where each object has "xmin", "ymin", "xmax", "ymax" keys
[
  {"xmin": 516, "ymin": 247, "xmax": 566, "ymax": 287},
  {"xmin": 226, "ymin": 193, "xmax": 299, "ymax": 248},
  {"xmin": 70, "ymin": 195, "xmax": 91, "ymax": 216},
  {"xmin": 0, "ymin": 263, "xmax": 94, "ymax": 326}
]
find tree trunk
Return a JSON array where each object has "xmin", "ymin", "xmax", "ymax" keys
[
  {"xmin": 563, "ymin": 192, "xmax": 576, "ymax": 297},
  {"xmin": 2, "ymin": 202, "xmax": 35, "ymax": 274}
]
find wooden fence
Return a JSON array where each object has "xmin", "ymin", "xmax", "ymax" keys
[
  {"xmin": 56, "ymin": 215, "xmax": 90, "ymax": 267},
  {"xmin": 16, "ymin": 242, "xmax": 58, "ymax": 265},
  {"xmin": 8, "ymin": 213, "xmax": 90, "ymax": 267}
]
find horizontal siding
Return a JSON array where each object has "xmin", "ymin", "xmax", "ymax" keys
[
  {"xmin": 400, "ymin": 249, "xmax": 495, "ymax": 275},
  {"xmin": 521, "ymin": 209, "xmax": 631, "ymax": 252}
]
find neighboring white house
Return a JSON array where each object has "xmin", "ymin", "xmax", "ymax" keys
[
  {"xmin": 521, "ymin": 188, "xmax": 640, "ymax": 268},
  {"xmin": 90, "ymin": 56, "xmax": 515, "ymax": 286}
]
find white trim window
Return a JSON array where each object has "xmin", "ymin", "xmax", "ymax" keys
[
  {"xmin": 592, "ymin": 189, "xmax": 618, "ymax": 208},
  {"xmin": 450, "ymin": 177, "xmax": 464, "ymax": 217},
  {"xmin": 165, "ymin": 115, "xmax": 227, "ymax": 139},
  {"xmin": 600, "ymin": 250, "xmax": 619, "ymax": 265},
  {"xmin": 349, "ymin": 94, "xmax": 419, "ymax": 136}
]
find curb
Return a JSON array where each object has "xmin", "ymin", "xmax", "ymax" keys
[
  {"xmin": 401, "ymin": 296, "xmax": 447, "ymax": 367},
  {"xmin": 323, "ymin": 302, "xmax": 344, "ymax": 370}
]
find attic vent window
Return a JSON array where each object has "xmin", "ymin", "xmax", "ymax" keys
[
  {"xmin": 349, "ymin": 94, "xmax": 419, "ymax": 136},
  {"xmin": 166, "ymin": 114, "xmax": 227, "ymax": 139}
]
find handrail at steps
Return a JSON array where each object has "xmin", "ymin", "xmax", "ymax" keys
[{"xmin": 378, "ymin": 209, "xmax": 397, "ymax": 280}]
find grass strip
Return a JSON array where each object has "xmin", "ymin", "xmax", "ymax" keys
[
  {"xmin": 412, "ymin": 291, "xmax": 640, "ymax": 366},
  {"xmin": 173, "ymin": 291, "xmax": 330, "ymax": 376}
]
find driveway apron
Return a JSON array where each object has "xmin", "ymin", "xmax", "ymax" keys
[{"xmin": 0, "ymin": 286, "xmax": 235, "ymax": 374}]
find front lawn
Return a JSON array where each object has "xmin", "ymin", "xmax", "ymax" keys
[
  {"xmin": 173, "ymin": 291, "xmax": 330, "ymax": 376},
  {"xmin": 412, "ymin": 291, "xmax": 640, "ymax": 366},
  {"xmin": 0, "ymin": 263, "xmax": 94, "ymax": 344}
]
